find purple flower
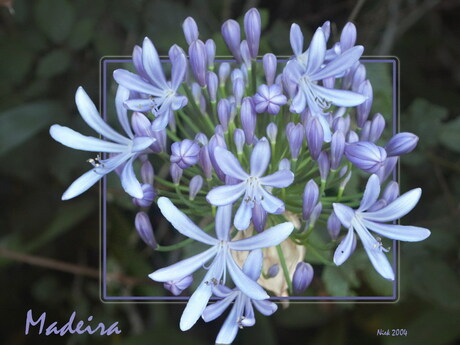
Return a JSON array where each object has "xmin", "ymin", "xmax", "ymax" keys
[
  {"xmin": 263, "ymin": 53, "xmax": 277, "ymax": 85},
  {"xmin": 244, "ymin": 8, "xmax": 261, "ymax": 59},
  {"xmin": 385, "ymin": 132, "xmax": 419, "ymax": 157},
  {"xmin": 189, "ymin": 40, "xmax": 208, "ymax": 87},
  {"xmin": 241, "ymin": 97, "xmax": 256, "ymax": 145},
  {"xmin": 345, "ymin": 141, "xmax": 387, "ymax": 173},
  {"xmin": 305, "ymin": 117, "xmax": 324, "ymax": 160},
  {"xmin": 253, "ymin": 84, "xmax": 287, "ymax": 115},
  {"xmin": 189, "ymin": 175, "xmax": 204, "ymax": 200},
  {"xmin": 135, "ymin": 211, "xmax": 157, "ymax": 248},
  {"xmin": 286, "ymin": 122, "xmax": 304, "ymax": 159},
  {"xmin": 132, "ymin": 184, "xmax": 156, "ymax": 207},
  {"xmin": 292, "ymin": 262, "xmax": 314, "ymax": 295},
  {"xmin": 182, "ymin": 17, "xmax": 199, "ymax": 45},
  {"xmin": 170, "ymin": 139, "xmax": 200, "ymax": 169},
  {"xmin": 333, "ymin": 175, "xmax": 430, "ymax": 280},
  {"xmin": 331, "ymin": 130, "xmax": 345, "ymax": 170},
  {"xmin": 113, "ymin": 38, "xmax": 188, "ymax": 130},
  {"xmin": 266, "ymin": 122, "xmax": 278, "ymax": 143},
  {"xmin": 150, "ymin": 199, "xmax": 293, "ymax": 330},
  {"xmin": 303, "ymin": 179, "xmax": 319, "ymax": 220},
  {"xmin": 49, "ymin": 87, "xmax": 154, "ymax": 200},
  {"xmin": 206, "ymin": 138, "xmax": 295, "ymax": 230},
  {"xmin": 327, "ymin": 211, "xmax": 341, "ymax": 240},
  {"xmin": 202, "ymin": 250, "xmax": 278, "ymax": 344},
  {"xmin": 170, "ymin": 163, "xmax": 183, "ymax": 184},
  {"xmin": 222, "ymin": 19, "xmax": 242, "ymax": 62},
  {"xmin": 164, "ymin": 275, "xmax": 193, "ymax": 296},
  {"xmin": 356, "ymin": 80, "xmax": 373, "ymax": 127}
]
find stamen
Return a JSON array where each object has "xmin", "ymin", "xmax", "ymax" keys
[
  {"xmin": 237, "ymin": 316, "xmax": 245, "ymax": 329},
  {"xmin": 86, "ymin": 155, "xmax": 104, "ymax": 168}
]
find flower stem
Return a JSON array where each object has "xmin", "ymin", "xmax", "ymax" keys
[{"xmin": 276, "ymin": 244, "xmax": 293, "ymax": 295}]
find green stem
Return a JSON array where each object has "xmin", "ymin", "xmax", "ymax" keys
[{"xmin": 276, "ymin": 244, "xmax": 293, "ymax": 295}]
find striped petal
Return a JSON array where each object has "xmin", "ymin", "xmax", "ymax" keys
[
  {"xmin": 229, "ymin": 222, "xmax": 294, "ymax": 251},
  {"xmin": 214, "ymin": 147, "xmax": 248, "ymax": 180},
  {"xmin": 115, "ymin": 85, "xmax": 134, "ymax": 138},
  {"xmin": 358, "ymin": 174, "xmax": 381, "ymax": 212},
  {"xmin": 206, "ymin": 183, "xmax": 246, "ymax": 206},
  {"xmin": 120, "ymin": 155, "xmax": 143, "ymax": 198},
  {"xmin": 362, "ymin": 220, "xmax": 431, "ymax": 242}
]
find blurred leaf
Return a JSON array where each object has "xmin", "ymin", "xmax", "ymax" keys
[
  {"xmin": 34, "ymin": 0, "xmax": 75, "ymax": 44},
  {"xmin": 0, "ymin": 101, "xmax": 63, "ymax": 156},
  {"xmin": 36, "ymin": 49, "xmax": 71, "ymax": 78},
  {"xmin": 323, "ymin": 265, "xmax": 358, "ymax": 297},
  {"xmin": 0, "ymin": 36, "xmax": 34, "ymax": 86},
  {"xmin": 68, "ymin": 18, "xmax": 96, "ymax": 50},
  {"xmin": 439, "ymin": 117, "xmax": 460, "ymax": 153}
]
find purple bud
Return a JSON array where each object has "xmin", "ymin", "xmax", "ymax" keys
[
  {"xmin": 206, "ymin": 71, "xmax": 218, "ymax": 103},
  {"xmin": 305, "ymin": 117, "xmax": 324, "ymax": 160},
  {"xmin": 133, "ymin": 184, "xmax": 156, "ymax": 208},
  {"xmin": 135, "ymin": 211, "xmax": 157, "ymax": 248},
  {"xmin": 244, "ymin": 8, "xmax": 261, "ymax": 59},
  {"xmin": 303, "ymin": 180, "xmax": 319, "ymax": 220},
  {"xmin": 131, "ymin": 112, "xmax": 152, "ymax": 137},
  {"xmin": 209, "ymin": 133, "xmax": 227, "ymax": 181},
  {"xmin": 340, "ymin": 22, "xmax": 357, "ymax": 51},
  {"xmin": 240, "ymin": 40, "xmax": 252, "ymax": 68},
  {"xmin": 241, "ymin": 97, "xmax": 256, "ymax": 145},
  {"xmin": 292, "ymin": 262, "xmax": 314, "ymax": 295},
  {"xmin": 164, "ymin": 275, "xmax": 193, "ymax": 296},
  {"xmin": 252, "ymin": 203, "xmax": 267, "ymax": 233},
  {"xmin": 199, "ymin": 145, "xmax": 213, "ymax": 179},
  {"xmin": 382, "ymin": 181, "xmax": 399, "ymax": 203},
  {"xmin": 332, "ymin": 117, "xmax": 346, "ymax": 133},
  {"xmin": 385, "ymin": 132, "xmax": 419, "ymax": 156},
  {"xmin": 306, "ymin": 202, "xmax": 322, "ymax": 228},
  {"xmin": 286, "ymin": 122, "xmax": 304, "ymax": 159},
  {"xmin": 356, "ymin": 80, "xmax": 373, "ymax": 127},
  {"xmin": 290, "ymin": 23, "xmax": 304, "ymax": 56},
  {"xmin": 322, "ymin": 76, "xmax": 335, "ymax": 89},
  {"xmin": 132, "ymin": 45, "xmax": 147, "ymax": 79},
  {"xmin": 182, "ymin": 17, "xmax": 199, "ymax": 45},
  {"xmin": 190, "ymin": 83, "xmax": 201, "ymax": 104},
  {"xmin": 189, "ymin": 175, "xmax": 204, "ymax": 200},
  {"xmin": 318, "ymin": 151, "xmax": 330, "ymax": 182},
  {"xmin": 321, "ymin": 21, "xmax": 331, "ymax": 41},
  {"xmin": 233, "ymin": 128, "xmax": 245, "ymax": 154},
  {"xmin": 367, "ymin": 199, "xmax": 387, "ymax": 212},
  {"xmin": 376, "ymin": 156, "xmax": 398, "ymax": 183},
  {"xmin": 263, "ymin": 53, "xmax": 277, "ymax": 85},
  {"xmin": 360, "ymin": 121, "xmax": 371, "ymax": 142},
  {"xmin": 205, "ymin": 39, "xmax": 216, "ymax": 69},
  {"xmin": 253, "ymin": 84, "xmax": 287, "ymax": 115},
  {"xmin": 195, "ymin": 132, "xmax": 208, "ymax": 146},
  {"xmin": 170, "ymin": 139, "xmax": 200, "ymax": 169},
  {"xmin": 141, "ymin": 161, "xmax": 154, "ymax": 185},
  {"xmin": 151, "ymin": 128, "xmax": 166, "ymax": 153},
  {"xmin": 279, "ymin": 158, "xmax": 291, "ymax": 170},
  {"xmin": 352, "ymin": 64, "xmax": 366, "ymax": 92},
  {"xmin": 331, "ymin": 131, "xmax": 345, "ymax": 170},
  {"xmin": 232, "ymin": 77, "xmax": 244, "ymax": 107},
  {"xmin": 189, "ymin": 40, "xmax": 207, "ymax": 87},
  {"xmin": 217, "ymin": 99, "xmax": 230, "ymax": 131},
  {"xmin": 266, "ymin": 122, "xmax": 278, "ymax": 143},
  {"xmin": 327, "ymin": 211, "xmax": 341, "ymax": 240},
  {"xmin": 347, "ymin": 130, "xmax": 359, "ymax": 143},
  {"xmin": 170, "ymin": 163, "xmax": 183, "ymax": 184},
  {"xmin": 199, "ymin": 95, "xmax": 207, "ymax": 114},
  {"xmin": 369, "ymin": 113, "xmax": 385, "ymax": 142},
  {"xmin": 221, "ymin": 19, "xmax": 242, "ymax": 62},
  {"xmin": 214, "ymin": 124, "xmax": 224, "ymax": 135},
  {"xmin": 218, "ymin": 62, "xmax": 231, "ymax": 86},
  {"xmin": 282, "ymin": 72, "xmax": 297, "ymax": 99},
  {"xmin": 169, "ymin": 44, "xmax": 185, "ymax": 63},
  {"xmin": 339, "ymin": 166, "xmax": 352, "ymax": 190},
  {"xmin": 345, "ymin": 141, "xmax": 387, "ymax": 173},
  {"xmin": 267, "ymin": 264, "xmax": 279, "ymax": 278}
]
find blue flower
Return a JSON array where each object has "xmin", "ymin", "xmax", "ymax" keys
[
  {"xmin": 333, "ymin": 174, "xmax": 431, "ymax": 280},
  {"xmin": 149, "ymin": 197, "xmax": 293, "ymax": 331},
  {"xmin": 206, "ymin": 138, "xmax": 295, "ymax": 230},
  {"xmin": 284, "ymin": 27, "xmax": 366, "ymax": 116},
  {"xmin": 49, "ymin": 87, "xmax": 155, "ymax": 200},
  {"xmin": 113, "ymin": 37, "xmax": 188, "ymax": 130},
  {"xmin": 202, "ymin": 250, "xmax": 277, "ymax": 344}
]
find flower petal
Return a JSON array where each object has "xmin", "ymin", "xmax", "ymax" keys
[
  {"xmin": 131, "ymin": 136, "xmax": 155, "ymax": 152},
  {"xmin": 358, "ymin": 174, "xmax": 381, "ymax": 212},
  {"xmin": 234, "ymin": 201, "xmax": 253, "ymax": 231},
  {"xmin": 290, "ymin": 23, "xmax": 304, "ymax": 56},
  {"xmin": 290, "ymin": 89, "xmax": 307, "ymax": 114},
  {"xmin": 120, "ymin": 155, "xmax": 143, "ymax": 198},
  {"xmin": 226, "ymin": 251, "xmax": 269, "ymax": 300},
  {"xmin": 229, "ymin": 222, "xmax": 294, "ymax": 251},
  {"xmin": 75, "ymin": 87, "xmax": 131, "ymax": 144},
  {"xmin": 202, "ymin": 294, "xmax": 236, "ymax": 323},
  {"xmin": 215, "ymin": 204, "xmax": 232, "ymax": 241},
  {"xmin": 363, "ymin": 188, "xmax": 421, "ymax": 222},
  {"xmin": 252, "ymin": 299, "xmax": 278, "ymax": 316},
  {"xmin": 259, "ymin": 188, "xmax": 285, "ymax": 214},
  {"xmin": 157, "ymin": 197, "xmax": 218, "ymax": 245},
  {"xmin": 310, "ymin": 45, "xmax": 364, "ymax": 81},
  {"xmin": 115, "ymin": 85, "xmax": 134, "ymax": 138},
  {"xmin": 149, "ymin": 246, "xmax": 218, "ymax": 282},
  {"xmin": 151, "ymin": 112, "xmax": 170, "ymax": 131},
  {"xmin": 214, "ymin": 147, "xmax": 249, "ymax": 180},
  {"xmin": 242, "ymin": 249, "xmax": 263, "ymax": 281},
  {"xmin": 332, "ymin": 203, "xmax": 355, "ymax": 229},
  {"xmin": 333, "ymin": 226, "xmax": 355, "ymax": 265},
  {"xmin": 61, "ymin": 169, "xmax": 104, "ymax": 201},
  {"xmin": 171, "ymin": 53, "xmax": 187, "ymax": 90},
  {"xmin": 215, "ymin": 302, "xmax": 240, "ymax": 344},
  {"xmin": 206, "ymin": 183, "xmax": 246, "ymax": 206},
  {"xmin": 113, "ymin": 69, "xmax": 163, "ymax": 96},
  {"xmin": 305, "ymin": 28, "xmax": 326, "ymax": 75},
  {"xmin": 142, "ymin": 37, "xmax": 168, "ymax": 89},
  {"xmin": 250, "ymin": 138, "xmax": 271, "ymax": 177},
  {"xmin": 180, "ymin": 278, "xmax": 213, "ymax": 331},
  {"xmin": 50, "ymin": 125, "xmax": 127, "ymax": 152},
  {"xmin": 311, "ymin": 83, "xmax": 367, "ymax": 107},
  {"xmin": 124, "ymin": 98, "xmax": 156, "ymax": 112},
  {"xmin": 362, "ymin": 220, "xmax": 431, "ymax": 242},
  {"xmin": 259, "ymin": 170, "xmax": 294, "ymax": 188},
  {"xmin": 353, "ymin": 218, "xmax": 395, "ymax": 280}
]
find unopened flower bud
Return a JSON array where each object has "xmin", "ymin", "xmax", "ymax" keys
[
  {"xmin": 135, "ymin": 211, "xmax": 157, "ymax": 248},
  {"xmin": 327, "ymin": 211, "xmax": 341, "ymax": 240},
  {"xmin": 206, "ymin": 71, "xmax": 218, "ymax": 102},
  {"xmin": 267, "ymin": 264, "xmax": 279, "ymax": 278},
  {"xmin": 253, "ymin": 84, "xmax": 287, "ymax": 115},
  {"xmin": 219, "ymin": 62, "xmax": 231, "ymax": 86},
  {"xmin": 233, "ymin": 77, "xmax": 244, "ymax": 107},
  {"xmin": 340, "ymin": 22, "xmax": 357, "ymax": 51},
  {"xmin": 347, "ymin": 130, "xmax": 359, "ymax": 143},
  {"xmin": 244, "ymin": 8, "xmax": 261, "ymax": 59},
  {"xmin": 221, "ymin": 19, "xmax": 242, "ymax": 62},
  {"xmin": 205, "ymin": 39, "xmax": 216, "ymax": 69},
  {"xmin": 303, "ymin": 180, "xmax": 319, "ymax": 220},
  {"xmin": 140, "ymin": 161, "xmax": 154, "ymax": 185},
  {"xmin": 356, "ymin": 80, "xmax": 373, "ymax": 127},
  {"xmin": 199, "ymin": 145, "xmax": 213, "ymax": 180},
  {"xmin": 318, "ymin": 151, "xmax": 330, "ymax": 182},
  {"xmin": 376, "ymin": 156, "xmax": 398, "ymax": 183},
  {"xmin": 331, "ymin": 131, "xmax": 345, "ymax": 170},
  {"xmin": 170, "ymin": 139, "xmax": 200, "ymax": 169},
  {"xmin": 233, "ymin": 128, "xmax": 245, "ymax": 154},
  {"xmin": 195, "ymin": 132, "xmax": 208, "ymax": 146},
  {"xmin": 131, "ymin": 112, "xmax": 152, "ymax": 137},
  {"xmin": 189, "ymin": 40, "xmax": 207, "ymax": 87},
  {"xmin": 266, "ymin": 122, "xmax": 277, "ymax": 143},
  {"xmin": 279, "ymin": 158, "xmax": 291, "ymax": 170},
  {"xmin": 252, "ymin": 203, "xmax": 267, "ymax": 233},
  {"xmin": 292, "ymin": 262, "xmax": 314, "ymax": 295},
  {"xmin": 241, "ymin": 97, "xmax": 256, "ymax": 145},
  {"xmin": 170, "ymin": 163, "xmax": 183, "ymax": 184},
  {"xmin": 240, "ymin": 40, "xmax": 251, "ymax": 69},
  {"xmin": 164, "ymin": 275, "xmax": 193, "ymax": 296},
  {"xmin": 305, "ymin": 117, "xmax": 324, "ymax": 160},
  {"xmin": 385, "ymin": 132, "xmax": 419, "ymax": 156},
  {"xmin": 263, "ymin": 53, "xmax": 277, "ymax": 85},
  {"xmin": 369, "ymin": 113, "xmax": 385, "ymax": 142},
  {"xmin": 182, "ymin": 17, "xmax": 199, "ymax": 45},
  {"xmin": 133, "ymin": 184, "xmax": 155, "ymax": 208},
  {"xmin": 382, "ymin": 181, "xmax": 399, "ymax": 204},
  {"xmin": 209, "ymin": 133, "xmax": 227, "ymax": 181},
  {"xmin": 352, "ymin": 64, "xmax": 366, "ymax": 91},
  {"xmin": 345, "ymin": 141, "xmax": 387, "ymax": 173},
  {"xmin": 218, "ymin": 99, "xmax": 230, "ymax": 131},
  {"xmin": 189, "ymin": 175, "xmax": 204, "ymax": 200},
  {"xmin": 286, "ymin": 122, "xmax": 304, "ymax": 159}
]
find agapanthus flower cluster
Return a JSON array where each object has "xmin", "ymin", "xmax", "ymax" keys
[{"xmin": 50, "ymin": 8, "xmax": 430, "ymax": 344}]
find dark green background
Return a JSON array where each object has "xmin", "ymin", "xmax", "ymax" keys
[{"xmin": 1, "ymin": 0, "xmax": 459, "ymax": 344}]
